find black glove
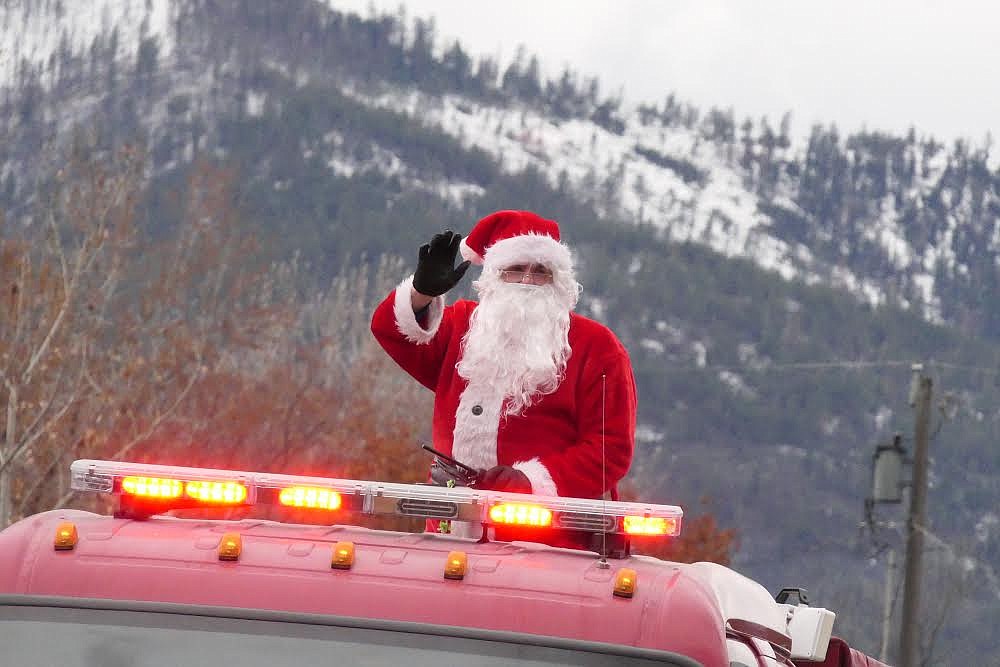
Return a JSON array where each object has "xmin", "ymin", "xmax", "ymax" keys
[
  {"xmin": 430, "ymin": 458, "xmax": 479, "ymax": 488},
  {"xmin": 412, "ymin": 230, "xmax": 471, "ymax": 297},
  {"xmin": 477, "ymin": 466, "xmax": 532, "ymax": 493}
]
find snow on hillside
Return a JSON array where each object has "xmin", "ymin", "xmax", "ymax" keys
[
  {"xmin": 0, "ymin": 0, "xmax": 174, "ymax": 90},
  {"xmin": 340, "ymin": 83, "xmax": 922, "ymax": 313},
  {"xmin": 0, "ymin": 1, "xmax": 953, "ymax": 323}
]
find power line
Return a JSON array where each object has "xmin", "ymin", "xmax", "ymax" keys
[
  {"xmin": 878, "ymin": 519, "xmax": 1000, "ymax": 601},
  {"xmin": 665, "ymin": 360, "xmax": 916, "ymax": 373},
  {"xmin": 658, "ymin": 358, "xmax": 1000, "ymax": 382},
  {"xmin": 925, "ymin": 361, "xmax": 1000, "ymax": 374}
]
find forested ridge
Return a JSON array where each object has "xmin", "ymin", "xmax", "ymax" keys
[{"xmin": 1, "ymin": 1, "xmax": 998, "ymax": 661}]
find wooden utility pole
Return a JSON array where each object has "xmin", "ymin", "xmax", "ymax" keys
[
  {"xmin": 880, "ymin": 548, "xmax": 896, "ymax": 663},
  {"xmin": 899, "ymin": 367, "xmax": 932, "ymax": 667}
]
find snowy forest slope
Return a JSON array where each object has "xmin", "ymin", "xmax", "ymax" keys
[{"xmin": 1, "ymin": 1, "xmax": 998, "ymax": 661}]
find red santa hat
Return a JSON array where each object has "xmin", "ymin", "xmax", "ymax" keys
[{"xmin": 460, "ymin": 210, "xmax": 573, "ymax": 275}]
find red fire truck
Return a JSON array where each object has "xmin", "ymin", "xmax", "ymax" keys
[{"xmin": 0, "ymin": 459, "xmax": 888, "ymax": 666}]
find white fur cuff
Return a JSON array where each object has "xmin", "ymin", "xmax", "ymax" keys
[
  {"xmin": 513, "ymin": 458, "xmax": 558, "ymax": 497},
  {"xmin": 392, "ymin": 275, "xmax": 444, "ymax": 344}
]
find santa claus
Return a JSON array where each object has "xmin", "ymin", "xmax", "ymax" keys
[{"xmin": 371, "ymin": 210, "xmax": 636, "ymax": 504}]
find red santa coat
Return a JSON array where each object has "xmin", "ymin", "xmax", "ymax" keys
[{"xmin": 371, "ymin": 278, "xmax": 636, "ymax": 499}]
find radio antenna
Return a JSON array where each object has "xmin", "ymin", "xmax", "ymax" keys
[{"xmin": 598, "ymin": 373, "xmax": 609, "ymax": 568}]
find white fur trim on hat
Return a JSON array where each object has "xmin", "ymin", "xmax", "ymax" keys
[
  {"xmin": 482, "ymin": 233, "xmax": 573, "ymax": 275},
  {"xmin": 392, "ymin": 275, "xmax": 444, "ymax": 344},
  {"xmin": 512, "ymin": 458, "xmax": 558, "ymax": 497},
  {"xmin": 459, "ymin": 237, "xmax": 485, "ymax": 265}
]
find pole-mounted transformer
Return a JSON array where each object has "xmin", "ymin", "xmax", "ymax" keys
[{"xmin": 871, "ymin": 433, "xmax": 905, "ymax": 504}]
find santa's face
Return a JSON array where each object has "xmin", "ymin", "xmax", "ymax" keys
[
  {"xmin": 496, "ymin": 263, "xmax": 554, "ymax": 286},
  {"xmin": 456, "ymin": 262, "xmax": 578, "ymax": 416}
]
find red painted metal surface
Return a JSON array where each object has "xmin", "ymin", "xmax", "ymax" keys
[
  {"xmin": 1, "ymin": 509, "xmax": 730, "ymax": 666},
  {"xmin": 793, "ymin": 637, "xmax": 892, "ymax": 667}
]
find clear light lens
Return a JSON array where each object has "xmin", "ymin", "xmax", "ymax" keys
[
  {"xmin": 279, "ymin": 486, "xmax": 342, "ymax": 510},
  {"xmin": 122, "ymin": 476, "xmax": 184, "ymax": 499},
  {"xmin": 489, "ymin": 503, "xmax": 553, "ymax": 526}
]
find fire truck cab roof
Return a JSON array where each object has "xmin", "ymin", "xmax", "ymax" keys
[{"xmin": 0, "ymin": 460, "xmax": 888, "ymax": 667}]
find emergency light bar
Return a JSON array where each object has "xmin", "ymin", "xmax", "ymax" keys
[{"xmin": 70, "ymin": 459, "xmax": 683, "ymax": 541}]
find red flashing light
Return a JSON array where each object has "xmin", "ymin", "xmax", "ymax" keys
[
  {"xmin": 121, "ymin": 476, "xmax": 247, "ymax": 505},
  {"xmin": 121, "ymin": 476, "xmax": 183, "ymax": 499},
  {"xmin": 624, "ymin": 516, "xmax": 679, "ymax": 536},
  {"xmin": 279, "ymin": 486, "xmax": 342, "ymax": 510},
  {"xmin": 185, "ymin": 480, "xmax": 248, "ymax": 504},
  {"xmin": 489, "ymin": 503, "xmax": 552, "ymax": 527},
  {"xmin": 73, "ymin": 460, "xmax": 684, "ymax": 541}
]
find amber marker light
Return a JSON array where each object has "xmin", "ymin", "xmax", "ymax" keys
[
  {"xmin": 218, "ymin": 532, "xmax": 242, "ymax": 561},
  {"xmin": 488, "ymin": 502, "xmax": 553, "ymax": 527},
  {"xmin": 280, "ymin": 486, "xmax": 342, "ymax": 510},
  {"xmin": 331, "ymin": 541, "xmax": 355, "ymax": 570},
  {"xmin": 121, "ymin": 476, "xmax": 184, "ymax": 499},
  {"xmin": 623, "ymin": 515, "xmax": 680, "ymax": 536},
  {"xmin": 613, "ymin": 568, "xmax": 638, "ymax": 598},
  {"xmin": 53, "ymin": 522, "xmax": 79, "ymax": 551},
  {"xmin": 185, "ymin": 480, "xmax": 248, "ymax": 504},
  {"xmin": 444, "ymin": 551, "xmax": 468, "ymax": 580}
]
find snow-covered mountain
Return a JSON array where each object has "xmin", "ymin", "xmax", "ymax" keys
[
  {"xmin": 340, "ymin": 84, "xmax": 937, "ymax": 313},
  {"xmin": 1, "ymin": 0, "xmax": 175, "ymax": 88},
  {"xmin": 5, "ymin": 1, "xmax": 999, "ymax": 339},
  {"xmin": 4, "ymin": 1, "xmax": 999, "ymax": 659}
]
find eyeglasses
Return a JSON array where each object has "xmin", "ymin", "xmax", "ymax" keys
[{"xmin": 499, "ymin": 265, "xmax": 554, "ymax": 285}]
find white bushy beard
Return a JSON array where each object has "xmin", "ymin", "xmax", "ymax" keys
[{"xmin": 456, "ymin": 270, "xmax": 576, "ymax": 417}]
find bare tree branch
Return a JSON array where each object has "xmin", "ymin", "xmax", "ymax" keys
[
  {"xmin": 4, "ymin": 354, "xmax": 73, "ymax": 459},
  {"xmin": 106, "ymin": 360, "xmax": 203, "ymax": 464},
  {"xmin": 15, "ymin": 446, "xmax": 73, "ymax": 516},
  {"xmin": 1, "ymin": 255, "xmax": 30, "ymax": 383},
  {"xmin": 51, "ymin": 362, "xmax": 201, "ymax": 512},
  {"xmin": 21, "ymin": 268, "xmax": 75, "ymax": 387},
  {"xmin": 0, "ymin": 355, "xmax": 84, "ymax": 475},
  {"xmin": 0, "ymin": 368, "xmax": 13, "ymax": 394},
  {"xmin": 46, "ymin": 206, "xmax": 70, "ymax": 293}
]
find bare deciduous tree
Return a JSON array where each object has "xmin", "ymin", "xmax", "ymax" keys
[
  {"xmin": 2, "ymin": 148, "xmax": 298, "ymax": 525},
  {"xmin": 3, "ymin": 142, "xmax": 433, "ymax": 534},
  {"xmin": 1, "ymin": 144, "xmax": 143, "ymax": 527}
]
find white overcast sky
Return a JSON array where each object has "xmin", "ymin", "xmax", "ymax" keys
[{"xmin": 333, "ymin": 0, "xmax": 998, "ymax": 147}]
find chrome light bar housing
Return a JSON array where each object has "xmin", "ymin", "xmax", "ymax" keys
[{"xmin": 70, "ymin": 459, "xmax": 683, "ymax": 538}]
